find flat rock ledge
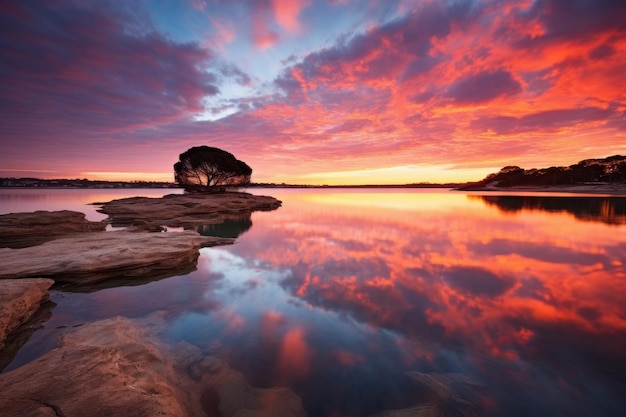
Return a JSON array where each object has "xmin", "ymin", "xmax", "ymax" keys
[
  {"xmin": 0, "ymin": 231, "xmax": 233, "ymax": 285},
  {"xmin": 98, "ymin": 191, "xmax": 282, "ymax": 228},
  {"xmin": 0, "ymin": 279, "xmax": 54, "ymax": 351},
  {"xmin": 0, "ymin": 210, "xmax": 106, "ymax": 248},
  {"xmin": 0, "ymin": 314, "xmax": 306, "ymax": 417}
]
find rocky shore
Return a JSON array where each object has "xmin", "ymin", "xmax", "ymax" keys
[{"xmin": 0, "ymin": 191, "xmax": 290, "ymax": 416}]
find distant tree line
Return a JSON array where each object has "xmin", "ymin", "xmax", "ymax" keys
[
  {"xmin": 473, "ymin": 155, "xmax": 626, "ymax": 187},
  {"xmin": 0, "ymin": 178, "xmax": 177, "ymax": 188}
]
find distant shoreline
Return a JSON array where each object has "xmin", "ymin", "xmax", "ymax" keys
[
  {"xmin": 0, "ymin": 183, "xmax": 461, "ymax": 190},
  {"xmin": 456, "ymin": 184, "xmax": 626, "ymax": 195},
  {"xmin": 3, "ymin": 181, "xmax": 626, "ymax": 195},
  {"xmin": 3, "ymin": 184, "xmax": 626, "ymax": 194}
]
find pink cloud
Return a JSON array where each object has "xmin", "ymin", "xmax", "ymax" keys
[
  {"xmin": 251, "ymin": 1, "xmax": 281, "ymax": 49},
  {"xmin": 270, "ymin": 0, "xmax": 309, "ymax": 32},
  {"xmin": 255, "ymin": 30, "xmax": 280, "ymax": 49}
]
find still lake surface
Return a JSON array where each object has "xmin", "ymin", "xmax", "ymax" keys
[{"xmin": 1, "ymin": 188, "xmax": 626, "ymax": 416}]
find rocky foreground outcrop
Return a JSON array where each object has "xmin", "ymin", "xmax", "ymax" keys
[
  {"xmin": 0, "ymin": 193, "xmax": 282, "ymax": 286},
  {"xmin": 0, "ymin": 210, "xmax": 106, "ymax": 248},
  {"xmin": 0, "ymin": 314, "xmax": 306, "ymax": 417},
  {"xmin": 0, "ymin": 231, "xmax": 233, "ymax": 285},
  {"xmin": 0, "ymin": 192, "xmax": 288, "ymax": 415},
  {"xmin": 98, "ymin": 192, "xmax": 282, "ymax": 229},
  {"xmin": 0, "ymin": 279, "xmax": 54, "ymax": 351}
]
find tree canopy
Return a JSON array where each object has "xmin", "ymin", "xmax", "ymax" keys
[
  {"xmin": 472, "ymin": 155, "xmax": 626, "ymax": 188},
  {"xmin": 173, "ymin": 146, "xmax": 252, "ymax": 191}
]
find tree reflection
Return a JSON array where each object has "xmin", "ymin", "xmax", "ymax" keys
[
  {"xmin": 472, "ymin": 195, "xmax": 626, "ymax": 225},
  {"xmin": 196, "ymin": 215, "xmax": 252, "ymax": 238}
]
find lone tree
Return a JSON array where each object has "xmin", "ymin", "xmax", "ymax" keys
[{"xmin": 174, "ymin": 146, "xmax": 252, "ymax": 191}]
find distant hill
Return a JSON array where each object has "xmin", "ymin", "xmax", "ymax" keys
[{"xmin": 460, "ymin": 155, "xmax": 626, "ymax": 189}]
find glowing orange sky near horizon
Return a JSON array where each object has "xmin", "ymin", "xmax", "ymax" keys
[{"xmin": 1, "ymin": 1, "xmax": 625, "ymax": 184}]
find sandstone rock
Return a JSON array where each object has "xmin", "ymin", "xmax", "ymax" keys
[
  {"xmin": 0, "ymin": 231, "xmax": 233, "ymax": 285},
  {"xmin": 0, "ymin": 279, "xmax": 54, "ymax": 350},
  {"xmin": 98, "ymin": 192, "xmax": 281, "ymax": 229},
  {"xmin": 0, "ymin": 314, "xmax": 306, "ymax": 417},
  {"xmin": 0, "ymin": 210, "xmax": 106, "ymax": 248}
]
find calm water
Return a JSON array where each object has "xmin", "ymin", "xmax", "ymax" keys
[{"xmin": 1, "ymin": 188, "xmax": 626, "ymax": 416}]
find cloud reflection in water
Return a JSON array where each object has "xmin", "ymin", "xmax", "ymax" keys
[{"xmin": 164, "ymin": 190, "xmax": 626, "ymax": 416}]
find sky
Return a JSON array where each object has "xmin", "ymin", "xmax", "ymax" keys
[{"xmin": 1, "ymin": 0, "xmax": 625, "ymax": 185}]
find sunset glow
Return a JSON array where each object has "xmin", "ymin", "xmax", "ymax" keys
[{"xmin": 1, "ymin": 1, "xmax": 626, "ymax": 183}]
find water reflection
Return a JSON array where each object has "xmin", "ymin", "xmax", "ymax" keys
[
  {"xmin": 194, "ymin": 190, "xmax": 626, "ymax": 416},
  {"xmin": 3, "ymin": 189, "xmax": 626, "ymax": 416},
  {"xmin": 472, "ymin": 194, "xmax": 626, "ymax": 225},
  {"xmin": 0, "ymin": 188, "xmax": 182, "ymax": 220},
  {"xmin": 196, "ymin": 215, "xmax": 252, "ymax": 238}
]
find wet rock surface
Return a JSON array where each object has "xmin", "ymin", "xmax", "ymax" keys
[
  {"xmin": 0, "ymin": 279, "xmax": 54, "ymax": 350},
  {"xmin": 0, "ymin": 231, "xmax": 233, "ymax": 285},
  {"xmin": 0, "ymin": 314, "xmax": 306, "ymax": 417},
  {"xmin": 0, "ymin": 210, "xmax": 106, "ymax": 248},
  {"xmin": 98, "ymin": 192, "xmax": 282, "ymax": 229}
]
